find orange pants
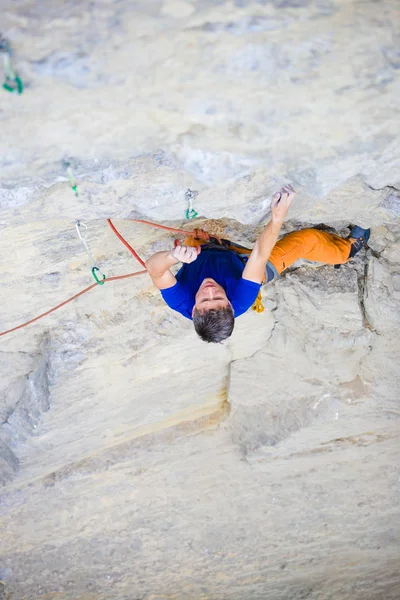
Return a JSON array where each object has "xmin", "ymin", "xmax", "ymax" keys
[
  {"xmin": 183, "ymin": 228, "xmax": 352, "ymax": 276},
  {"xmin": 269, "ymin": 228, "xmax": 351, "ymax": 274}
]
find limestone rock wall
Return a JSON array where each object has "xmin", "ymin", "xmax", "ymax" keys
[{"xmin": 0, "ymin": 1, "xmax": 400, "ymax": 599}]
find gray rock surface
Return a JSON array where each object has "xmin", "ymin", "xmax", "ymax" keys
[{"xmin": 0, "ymin": 0, "xmax": 399, "ymax": 599}]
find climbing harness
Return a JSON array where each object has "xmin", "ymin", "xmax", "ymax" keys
[
  {"xmin": 0, "ymin": 219, "xmax": 265, "ymax": 338},
  {"xmin": 185, "ymin": 188, "xmax": 198, "ymax": 220},
  {"xmin": 0, "ymin": 36, "xmax": 23, "ymax": 94},
  {"xmin": 62, "ymin": 159, "xmax": 79, "ymax": 197},
  {"xmin": 75, "ymin": 220, "xmax": 106, "ymax": 285}
]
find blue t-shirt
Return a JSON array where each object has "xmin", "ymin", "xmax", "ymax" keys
[{"xmin": 160, "ymin": 248, "xmax": 261, "ymax": 320}]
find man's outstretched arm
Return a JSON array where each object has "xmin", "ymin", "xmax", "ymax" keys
[
  {"xmin": 242, "ymin": 184, "xmax": 296, "ymax": 284},
  {"xmin": 145, "ymin": 245, "xmax": 200, "ymax": 290}
]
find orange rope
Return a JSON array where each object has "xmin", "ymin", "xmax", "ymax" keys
[
  {"xmin": 129, "ymin": 218, "xmax": 216, "ymax": 242},
  {"xmin": 0, "ymin": 270, "xmax": 147, "ymax": 338},
  {"xmin": 107, "ymin": 219, "xmax": 146, "ymax": 267},
  {"xmin": 129, "ymin": 218, "xmax": 195, "ymax": 236}
]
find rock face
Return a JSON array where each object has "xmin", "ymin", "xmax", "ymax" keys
[{"xmin": 0, "ymin": 1, "xmax": 399, "ymax": 599}]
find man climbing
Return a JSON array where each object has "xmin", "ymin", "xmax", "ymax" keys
[{"xmin": 145, "ymin": 185, "xmax": 370, "ymax": 343}]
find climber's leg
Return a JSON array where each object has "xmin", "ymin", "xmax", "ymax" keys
[{"xmin": 268, "ymin": 228, "xmax": 352, "ymax": 275}]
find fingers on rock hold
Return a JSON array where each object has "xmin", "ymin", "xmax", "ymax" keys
[{"xmin": 282, "ymin": 183, "xmax": 295, "ymax": 194}]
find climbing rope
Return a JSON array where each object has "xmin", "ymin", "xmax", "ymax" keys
[
  {"xmin": 128, "ymin": 218, "xmax": 218, "ymax": 243},
  {"xmin": 107, "ymin": 219, "xmax": 146, "ymax": 268},
  {"xmin": 0, "ymin": 218, "xmax": 153, "ymax": 337},
  {"xmin": 0, "ymin": 36, "xmax": 23, "ymax": 94},
  {"xmin": 0, "ymin": 270, "xmax": 146, "ymax": 338},
  {"xmin": 0, "ymin": 219, "xmax": 192, "ymax": 337}
]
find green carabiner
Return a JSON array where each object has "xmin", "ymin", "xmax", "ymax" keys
[
  {"xmin": 63, "ymin": 163, "xmax": 79, "ymax": 197},
  {"xmin": 185, "ymin": 188, "xmax": 198, "ymax": 220},
  {"xmin": 1, "ymin": 45, "xmax": 24, "ymax": 94},
  {"xmin": 92, "ymin": 266, "xmax": 106, "ymax": 285},
  {"xmin": 185, "ymin": 208, "xmax": 198, "ymax": 220},
  {"xmin": 3, "ymin": 75, "xmax": 23, "ymax": 94}
]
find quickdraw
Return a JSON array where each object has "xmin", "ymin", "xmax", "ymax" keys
[
  {"xmin": 0, "ymin": 37, "xmax": 23, "ymax": 94},
  {"xmin": 62, "ymin": 159, "xmax": 79, "ymax": 197},
  {"xmin": 185, "ymin": 188, "xmax": 198, "ymax": 220},
  {"xmin": 75, "ymin": 220, "xmax": 106, "ymax": 285}
]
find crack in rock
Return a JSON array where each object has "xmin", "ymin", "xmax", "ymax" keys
[
  {"xmin": 0, "ymin": 335, "xmax": 51, "ymax": 485},
  {"xmin": 356, "ymin": 256, "xmax": 376, "ymax": 333}
]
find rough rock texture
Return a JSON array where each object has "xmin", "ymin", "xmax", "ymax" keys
[{"xmin": 0, "ymin": 1, "xmax": 400, "ymax": 599}]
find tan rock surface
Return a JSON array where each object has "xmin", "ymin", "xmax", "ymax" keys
[{"xmin": 0, "ymin": 1, "xmax": 400, "ymax": 599}]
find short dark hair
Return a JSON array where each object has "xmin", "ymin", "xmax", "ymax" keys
[{"xmin": 192, "ymin": 306, "xmax": 235, "ymax": 343}]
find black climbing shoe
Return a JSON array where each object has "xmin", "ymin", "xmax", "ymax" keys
[
  {"xmin": 348, "ymin": 225, "xmax": 371, "ymax": 258},
  {"xmin": 334, "ymin": 225, "xmax": 371, "ymax": 268}
]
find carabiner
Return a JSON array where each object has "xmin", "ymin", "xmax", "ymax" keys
[
  {"xmin": 185, "ymin": 188, "xmax": 199, "ymax": 220},
  {"xmin": 3, "ymin": 74, "xmax": 23, "ymax": 94},
  {"xmin": 185, "ymin": 208, "xmax": 198, "ymax": 219},
  {"xmin": 75, "ymin": 220, "xmax": 88, "ymax": 241},
  {"xmin": 92, "ymin": 266, "xmax": 106, "ymax": 285},
  {"xmin": 1, "ymin": 48, "xmax": 23, "ymax": 94}
]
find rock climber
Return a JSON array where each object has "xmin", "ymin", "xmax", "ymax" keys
[{"xmin": 145, "ymin": 185, "xmax": 370, "ymax": 343}]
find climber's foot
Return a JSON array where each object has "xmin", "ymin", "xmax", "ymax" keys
[
  {"xmin": 335, "ymin": 225, "xmax": 371, "ymax": 268},
  {"xmin": 348, "ymin": 225, "xmax": 371, "ymax": 258}
]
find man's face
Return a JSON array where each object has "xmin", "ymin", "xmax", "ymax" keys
[{"xmin": 192, "ymin": 278, "xmax": 232, "ymax": 316}]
